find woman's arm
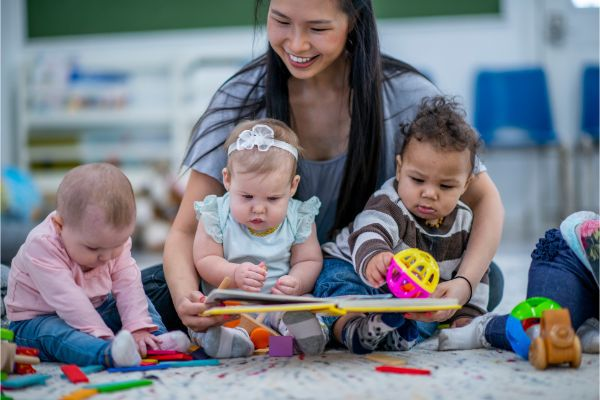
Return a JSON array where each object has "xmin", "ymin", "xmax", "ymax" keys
[
  {"xmin": 457, "ymin": 171, "xmax": 504, "ymax": 298},
  {"xmin": 163, "ymin": 170, "xmax": 226, "ymax": 331}
]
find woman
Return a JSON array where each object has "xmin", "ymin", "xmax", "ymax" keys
[{"xmin": 143, "ymin": 0, "xmax": 504, "ymax": 335}]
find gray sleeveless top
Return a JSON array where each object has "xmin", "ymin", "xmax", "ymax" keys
[{"xmin": 183, "ymin": 64, "xmax": 485, "ymax": 243}]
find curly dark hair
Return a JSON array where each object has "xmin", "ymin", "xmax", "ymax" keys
[{"xmin": 398, "ymin": 96, "xmax": 481, "ymax": 172}]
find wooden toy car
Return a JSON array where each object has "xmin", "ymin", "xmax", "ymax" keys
[{"xmin": 529, "ymin": 308, "xmax": 582, "ymax": 370}]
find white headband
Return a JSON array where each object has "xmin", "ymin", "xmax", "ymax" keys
[{"xmin": 227, "ymin": 124, "xmax": 298, "ymax": 160}]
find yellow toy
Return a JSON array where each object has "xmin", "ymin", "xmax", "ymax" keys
[{"xmin": 386, "ymin": 249, "xmax": 440, "ymax": 298}]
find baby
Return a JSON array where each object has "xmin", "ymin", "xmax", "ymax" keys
[
  {"xmin": 191, "ymin": 119, "xmax": 327, "ymax": 357},
  {"xmin": 322, "ymin": 96, "xmax": 489, "ymax": 354},
  {"xmin": 5, "ymin": 163, "xmax": 189, "ymax": 367}
]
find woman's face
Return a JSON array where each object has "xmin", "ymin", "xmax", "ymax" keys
[{"xmin": 267, "ymin": 0, "xmax": 350, "ymax": 80}]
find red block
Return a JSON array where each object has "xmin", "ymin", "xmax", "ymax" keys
[
  {"xmin": 60, "ymin": 365, "xmax": 89, "ymax": 383},
  {"xmin": 14, "ymin": 363, "xmax": 36, "ymax": 375},
  {"xmin": 16, "ymin": 347, "xmax": 39, "ymax": 357},
  {"xmin": 147, "ymin": 353, "xmax": 192, "ymax": 361}
]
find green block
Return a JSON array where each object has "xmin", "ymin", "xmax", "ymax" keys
[{"xmin": 0, "ymin": 328, "xmax": 14, "ymax": 341}]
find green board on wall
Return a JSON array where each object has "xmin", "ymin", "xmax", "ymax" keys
[{"xmin": 27, "ymin": 0, "xmax": 500, "ymax": 39}]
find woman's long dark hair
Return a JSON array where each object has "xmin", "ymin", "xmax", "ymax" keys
[{"xmin": 184, "ymin": 0, "xmax": 422, "ymax": 239}]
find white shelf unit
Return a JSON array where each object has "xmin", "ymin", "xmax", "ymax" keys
[{"xmin": 18, "ymin": 50, "xmax": 247, "ymax": 197}]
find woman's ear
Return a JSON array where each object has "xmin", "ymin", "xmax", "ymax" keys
[
  {"xmin": 290, "ymin": 175, "xmax": 301, "ymax": 197},
  {"xmin": 222, "ymin": 168, "xmax": 231, "ymax": 191},
  {"xmin": 51, "ymin": 213, "xmax": 64, "ymax": 234}
]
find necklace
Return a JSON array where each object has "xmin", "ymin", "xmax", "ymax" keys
[
  {"xmin": 248, "ymin": 225, "xmax": 279, "ymax": 237},
  {"xmin": 425, "ymin": 217, "xmax": 444, "ymax": 229}
]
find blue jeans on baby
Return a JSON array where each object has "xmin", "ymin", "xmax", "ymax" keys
[
  {"xmin": 9, "ymin": 294, "xmax": 167, "ymax": 366},
  {"xmin": 313, "ymin": 258, "xmax": 429, "ymax": 345},
  {"xmin": 485, "ymin": 229, "xmax": 600, "ymax": 351}
]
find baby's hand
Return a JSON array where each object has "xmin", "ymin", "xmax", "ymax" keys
[
  {"xmin": 131, "ymin": 329, "xmax": 161, "ymax": 358},
  {"xmin": 234, "ymin": 261, "xmax": 267, "ymax": 292},
  {"xmin": 271, "ymin": 275, "xmax": 301, "ymax": 296},
  {"xmin": 365, "ymin": 252, "xmax": 394, "ymax": 287}
]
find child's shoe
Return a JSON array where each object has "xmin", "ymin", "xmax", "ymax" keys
[
  {"xmin": 188, "ymin": 326, "xmax": 254, "ymax": 358},
  {"xmin": 438, "ymin": 313, "xmax": 496, "ymax": 351},
  {"xmin": 156, "ymin": 331, "xmax": 191, "ymax": 353},
  {"xmin": 111, "ymin": 330, "xmax": 142, "ymax": 367},
  {"xmin": 341, "ymin": 313, "xmax": 410, "ymax": 355},
  {"xmin": 577, "ymin": 318, "xmax": 599, "ymax": 354},
  {"xmin": 281, "ymin": 311, "xmax": 328, "ymax": 356}
]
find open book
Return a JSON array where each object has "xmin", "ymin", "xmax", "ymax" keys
[{"xmin": 201, "ymin": 289, "xmax": 461, "ymax": 316}]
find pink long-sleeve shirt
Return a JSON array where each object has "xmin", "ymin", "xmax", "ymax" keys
[{"xmin": 5, "ymin": 212, "xmax": 157, "ymax": 339}]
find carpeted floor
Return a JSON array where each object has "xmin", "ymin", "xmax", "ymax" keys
[
  {"xmin": 3, "ymin": 245, "xmax": 599, "ymax": 400},
  {"xmin": 7, "ymin": 339, "xmax": 599, "ymax": 400}
]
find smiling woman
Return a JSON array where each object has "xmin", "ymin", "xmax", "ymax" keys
[{"xmin": 142, "ymin": 1, "xmax": 504, "ymax": 346}]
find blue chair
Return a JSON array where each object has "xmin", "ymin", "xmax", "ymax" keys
[
  {"xmin": 575, "ymin": 65, "xmax": 599, "ymax": 211},
  {"xmin": 581, "ymin": 65, "xmax": 599, "ymax": 142},
  {"xmin": 473, "ymin": 67, "xmax": 564, "ymax": 239},
  {"xmin": 474, "ymin": 67, "xmax": 558, "ymax": 147}
]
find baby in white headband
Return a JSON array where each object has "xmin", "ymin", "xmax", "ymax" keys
[{"xmin": 190, "ymin": 118, "xmax": 327, "ymax": 358}]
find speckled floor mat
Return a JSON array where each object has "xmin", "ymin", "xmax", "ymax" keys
[{"xmin": 5, "ymin": 337, "xmax": 598, "ymax": 400}]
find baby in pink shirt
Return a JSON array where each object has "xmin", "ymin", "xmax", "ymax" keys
[{"xmin": 6, "ymin": 163, "xmax": 189, "ymax": 367}]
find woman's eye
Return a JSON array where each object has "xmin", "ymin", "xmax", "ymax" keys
[{"xmin": 273, "ymin": 18, "xmax": 289, "ymax": 25}]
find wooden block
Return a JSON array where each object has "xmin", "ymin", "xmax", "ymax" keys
[
  {"xmin": 269, "ymin": 336, "xmax": 294, "ymax": 357},
  {"xmin": 60, "ymin": 365, "xmax": 89, "ymax": 384},
  {"xmin": 238, "ymin": 314, "xmax": 279, "ymax": 337},
  {"xmin": 365, "ymin": 353, "xmax": 407, "ymax": 366}
]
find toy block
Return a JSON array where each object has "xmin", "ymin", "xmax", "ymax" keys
[
  {"xmin": 238, "ymin": 314, "xmax": 279, "ymax": 337},
  {"xmin": 60, "ymin": 388, "xmax": 98, "ymax": 400},
  {"xmin": 14, "ymin": 363, "xmax": 36, "ymax": 375},
  {"xmin": 250, "ymin": 327, "xmax": 271, "ymax": 349},
  {"xmin": 1, "ymin": 342, "xmax": 40, "ymax": 373},
  {"xmin": 268, "ymin": 336, "xmax": 294, "ymax": 357},
  {"xmin": 60, "ymin": 365, "xmax": 89, "ymax": 384},
  {"xmin": 0, "ymin": 374, "xmax": 50, "ymax": 389}
]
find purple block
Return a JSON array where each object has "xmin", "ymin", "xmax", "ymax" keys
[{"xmin": 269, "ymin": 336, "xmax": 294, "ymax": 357}]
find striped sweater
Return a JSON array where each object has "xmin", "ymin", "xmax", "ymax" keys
[{"xmin": 322, "ymin": 177, "xmax": 489, "ymax": 317}]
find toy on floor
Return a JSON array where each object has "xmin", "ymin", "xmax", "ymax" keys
[
  {"xmin": 505, "ymin": 297, "xmax": 562, "ymax": 359},
  {"xmin": 269, "ymin": 336, "xmax": 294, "ymax": 357},
  {"xmin": 529, "ymin": 308, "xmax": 582, "ymax": 370},
  {"xmin": 0, "ymin": 329, "xmax": 40, "ymax": 374},
  {"xmin": 386, "ymin": 248, "xmax": 439, "ymax": 298},
  {"xmin": 215, "ymin": 276, "xmax": 280, "ymax": 350}
]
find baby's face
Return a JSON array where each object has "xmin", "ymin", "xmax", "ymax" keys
[
  {"xmin": 56, "ymin": 207, "xmax": 135, "ymax": 271},
  {"xmin": 396, "ymin": 140, "xmax": 472, "ymax": 223},
  {"xmin": 224, "ymin": 168, "xmax": 299, "ymax": 234}
]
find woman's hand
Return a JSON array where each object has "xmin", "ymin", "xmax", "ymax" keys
[
  {"xmin": 234, "ymin": 261, "xmax": 267, "ymax": 292},
  {"xmin": 271, "ymin": 275, "xmax": 301, "ymax": 296},
  {"xmin": 175, "ymin": 291, "xmax": 230, "ymax": 332}
]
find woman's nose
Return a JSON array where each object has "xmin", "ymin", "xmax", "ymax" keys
[{"xmin": 288, "ymin": 27, "xmax": 310, "ymax": 53}]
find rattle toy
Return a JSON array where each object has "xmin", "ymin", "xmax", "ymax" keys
[
  {"xmin": 505, "ymin": 296, "xmax": 561, "ymax": 360},
  {"xmin": 386, "ymin": 248, "xmax": 439, "ymax": 298}
]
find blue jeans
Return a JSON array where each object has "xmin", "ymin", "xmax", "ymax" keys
[
  {"xmin": 9, "ymin": 294, "xmax": 167, "ymax": 366},
  {"xmin": 313, "ymin": 258, "xmax": 432, "ymax": 345},
  {"xmin": 485, "ymin": 229, "xmax": 600, "ymax": 351}
]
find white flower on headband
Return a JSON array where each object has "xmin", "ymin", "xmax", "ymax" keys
[
  {"xmin": 236, "ymin": 124, "xmax": 275, "ymax": 152},
  {"xmin": 227, "ymin": 124, "xmax": 298, "ymax": 159}
]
